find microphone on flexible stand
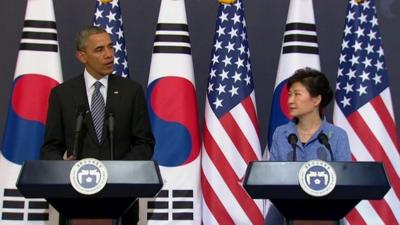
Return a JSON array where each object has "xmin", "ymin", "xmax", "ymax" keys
[
  {"xmin": 318, "ymin": 132, "xmax": 334, "ymax": 161},
  {"xmin": 106, "ymin": 108, "xmax": 115, "ymax": 160},
  {"xmin": 287, "ymin": 133, "xmax": 298, "ymax": 161},
  {"xmin": 71, "ymin": 105, "xmax": 86, "ymax": 159}
]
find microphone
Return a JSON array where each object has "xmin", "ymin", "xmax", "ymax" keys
[
  {"xmin": 106, "ymin": 108, "xmax": 115, "ymax": 160},
  {"xmin": 287, "ymin": 133, "xmax": 298, "ymax": 161},
  {"xmin": 318, "ymin": 132, "xmax": 335, "ymax": 161},
  {"xmin": 71, "ymin": 105, "xmax": 86, "ymax": 159},
  {"xmin": 286, "ymin": 151, "xmax": 294, "ymax": 161}
]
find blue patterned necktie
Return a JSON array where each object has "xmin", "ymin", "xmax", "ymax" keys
[{"xmin": 91, "ymin": 81, "xmax": 105, "ymax": 142}]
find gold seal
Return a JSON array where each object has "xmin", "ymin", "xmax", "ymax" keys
[
  {"xmin": 100, "ymin": 0, "xmax": 113, "ymax": 3},
  {"xmin": 218, "ymin": 0, "xmax": 237, "ymax": 4}
]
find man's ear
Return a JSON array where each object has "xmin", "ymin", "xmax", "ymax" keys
[{"xmin": 75, "ymin": 51, "xmax": 86, "ymax": 64}]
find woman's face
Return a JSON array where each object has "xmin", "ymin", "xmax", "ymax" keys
[{"xmin": 287, "ymin": 82, "xmax": 321, "ymax": 118}]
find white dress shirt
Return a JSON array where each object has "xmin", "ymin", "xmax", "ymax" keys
[{"xmin": 84, "ymin": 69, "xmax": 108, "ymax": 110}]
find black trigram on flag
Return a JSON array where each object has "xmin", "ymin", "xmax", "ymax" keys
[
  {"xmin": 282, "ymin": 23, "xmax": 319, "ymax": 54},
  {"xmin": 153, "ymin": 23, "xmax": 191, "ymax": 55},
  {"xmin": 1, "ymin": 188, "xmax": 49, "ymax": 221},
  {"xmin": 20, "ymin": 20, "xmax": 58, "ymax": 52},
  {"xmin": 146, "ymin": 189, "xmax": 194, "ymax": 221}
]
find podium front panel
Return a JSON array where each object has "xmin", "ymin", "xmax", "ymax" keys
[
  {"xmin": 243, "ymin": 161, "xmax": 390, "ymax": 220},
  {"xmin": 244, "ymin": 161, "xmax": 390, "ymax": 200},
  {"xmin": 17, "ymin": 160, "xmax": 162, "ymax": 198},
  {"xmin": 16, "ymin": 160, "xmax": 163, "ymax": 218}
]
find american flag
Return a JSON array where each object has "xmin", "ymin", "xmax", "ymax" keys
[
  {"xmin": 201, "ymin": 1, "xmax": 264, "ymax": 224},
  {"xmin": 93, "ymin": 0, "xmax": 129, "ymax": 78},
  {"xmin": 333, "ymin": 0, "xmax": 400, "ymax": 224}
]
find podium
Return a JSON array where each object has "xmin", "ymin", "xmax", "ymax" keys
[
  {"xmin": 243, "ymin": 161, "xmax": 390, "ymax": 221},
  {"xmin": 16, "ymin": 160, "xmax": 163, "ymax": 219}
]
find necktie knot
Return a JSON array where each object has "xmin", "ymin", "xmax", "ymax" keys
[{"xmin": 94, "ymin": 81, "xmax": 102, "ymax": 92}]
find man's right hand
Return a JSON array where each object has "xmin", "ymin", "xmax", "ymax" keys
[{"xmin": 66, "ymin": 154, "xmax": 76, "ymax": 160}]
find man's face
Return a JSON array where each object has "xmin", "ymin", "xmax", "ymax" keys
[{"xmin": 76, "ymin": 32, "xmax": 114, "ymax": 79}]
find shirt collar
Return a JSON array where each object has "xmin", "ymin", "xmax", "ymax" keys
[
  {"xmin": 84, "ymin": 68, "xmax": 109, "ymax": 90},
  {"xmin": 285, "ymin": 117, "xmax": 330, "ymax": 141}
]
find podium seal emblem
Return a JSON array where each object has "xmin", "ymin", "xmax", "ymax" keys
[
  {"xmin": 298, "ymin": 160, "xmax": 336, "ymax": 197},
  {"xmin": 70, "ymin": 158, "xmax": 108, "ymax": 195}
]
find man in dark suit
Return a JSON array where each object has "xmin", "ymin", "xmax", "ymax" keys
[{"xmin": 41, "ymin": 26, "xmax": 154, "ymax": 225}]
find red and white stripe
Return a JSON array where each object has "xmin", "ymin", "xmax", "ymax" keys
[
  {"xmin": 334, "ymin": 88, "xmax": 400, "ymax": 224},
  {"xmin": 201, "ymin": 92, "xmax": 265, "ymax": 225}
]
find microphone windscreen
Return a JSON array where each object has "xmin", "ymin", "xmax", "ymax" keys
[
  {"xmin": 318, "ymin": 132, "xmax": 329, "ymax": 145},
  {"xmin": 287, "ymin": 133, "xmax": 298, "ymax": 145},
  {"xmin": 105, "ymin": 107, "xmax": 115, "ymax": 117},
  {"xmin": 76, "ymin": 105, "xmax": 85, "ymax": 115}
]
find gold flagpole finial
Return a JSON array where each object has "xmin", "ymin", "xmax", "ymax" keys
[
  {"xmin": 100, "ymin": 0, "xmax": 113, "ymax": 4},
  {"xmin": 355, "ymin": 0, "xmax": 365, "ymax": 4},
  {"xmin": 218, "ymin": 0, "xmax": 236, "ymax": 4}
]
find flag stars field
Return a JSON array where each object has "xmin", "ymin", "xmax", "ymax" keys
[
  {"xmin": 336, "ymin": 2, "xmax": 387, "ymax": 114},
  {"xmin": 94, "ymin": 0, "xmax": 129, "ymax": 78},
  {"xmin": 206, "ymin": 3, "xmax": 253, "ymax": 113}
]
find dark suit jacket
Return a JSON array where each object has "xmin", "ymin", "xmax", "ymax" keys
[
  {"xmin": 40, "ymin": 74, "xmax": 155, "ymax": 225},
  {"xmin": 41, "ymin": 74, "xmax": 154, "ymax": 160}
]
